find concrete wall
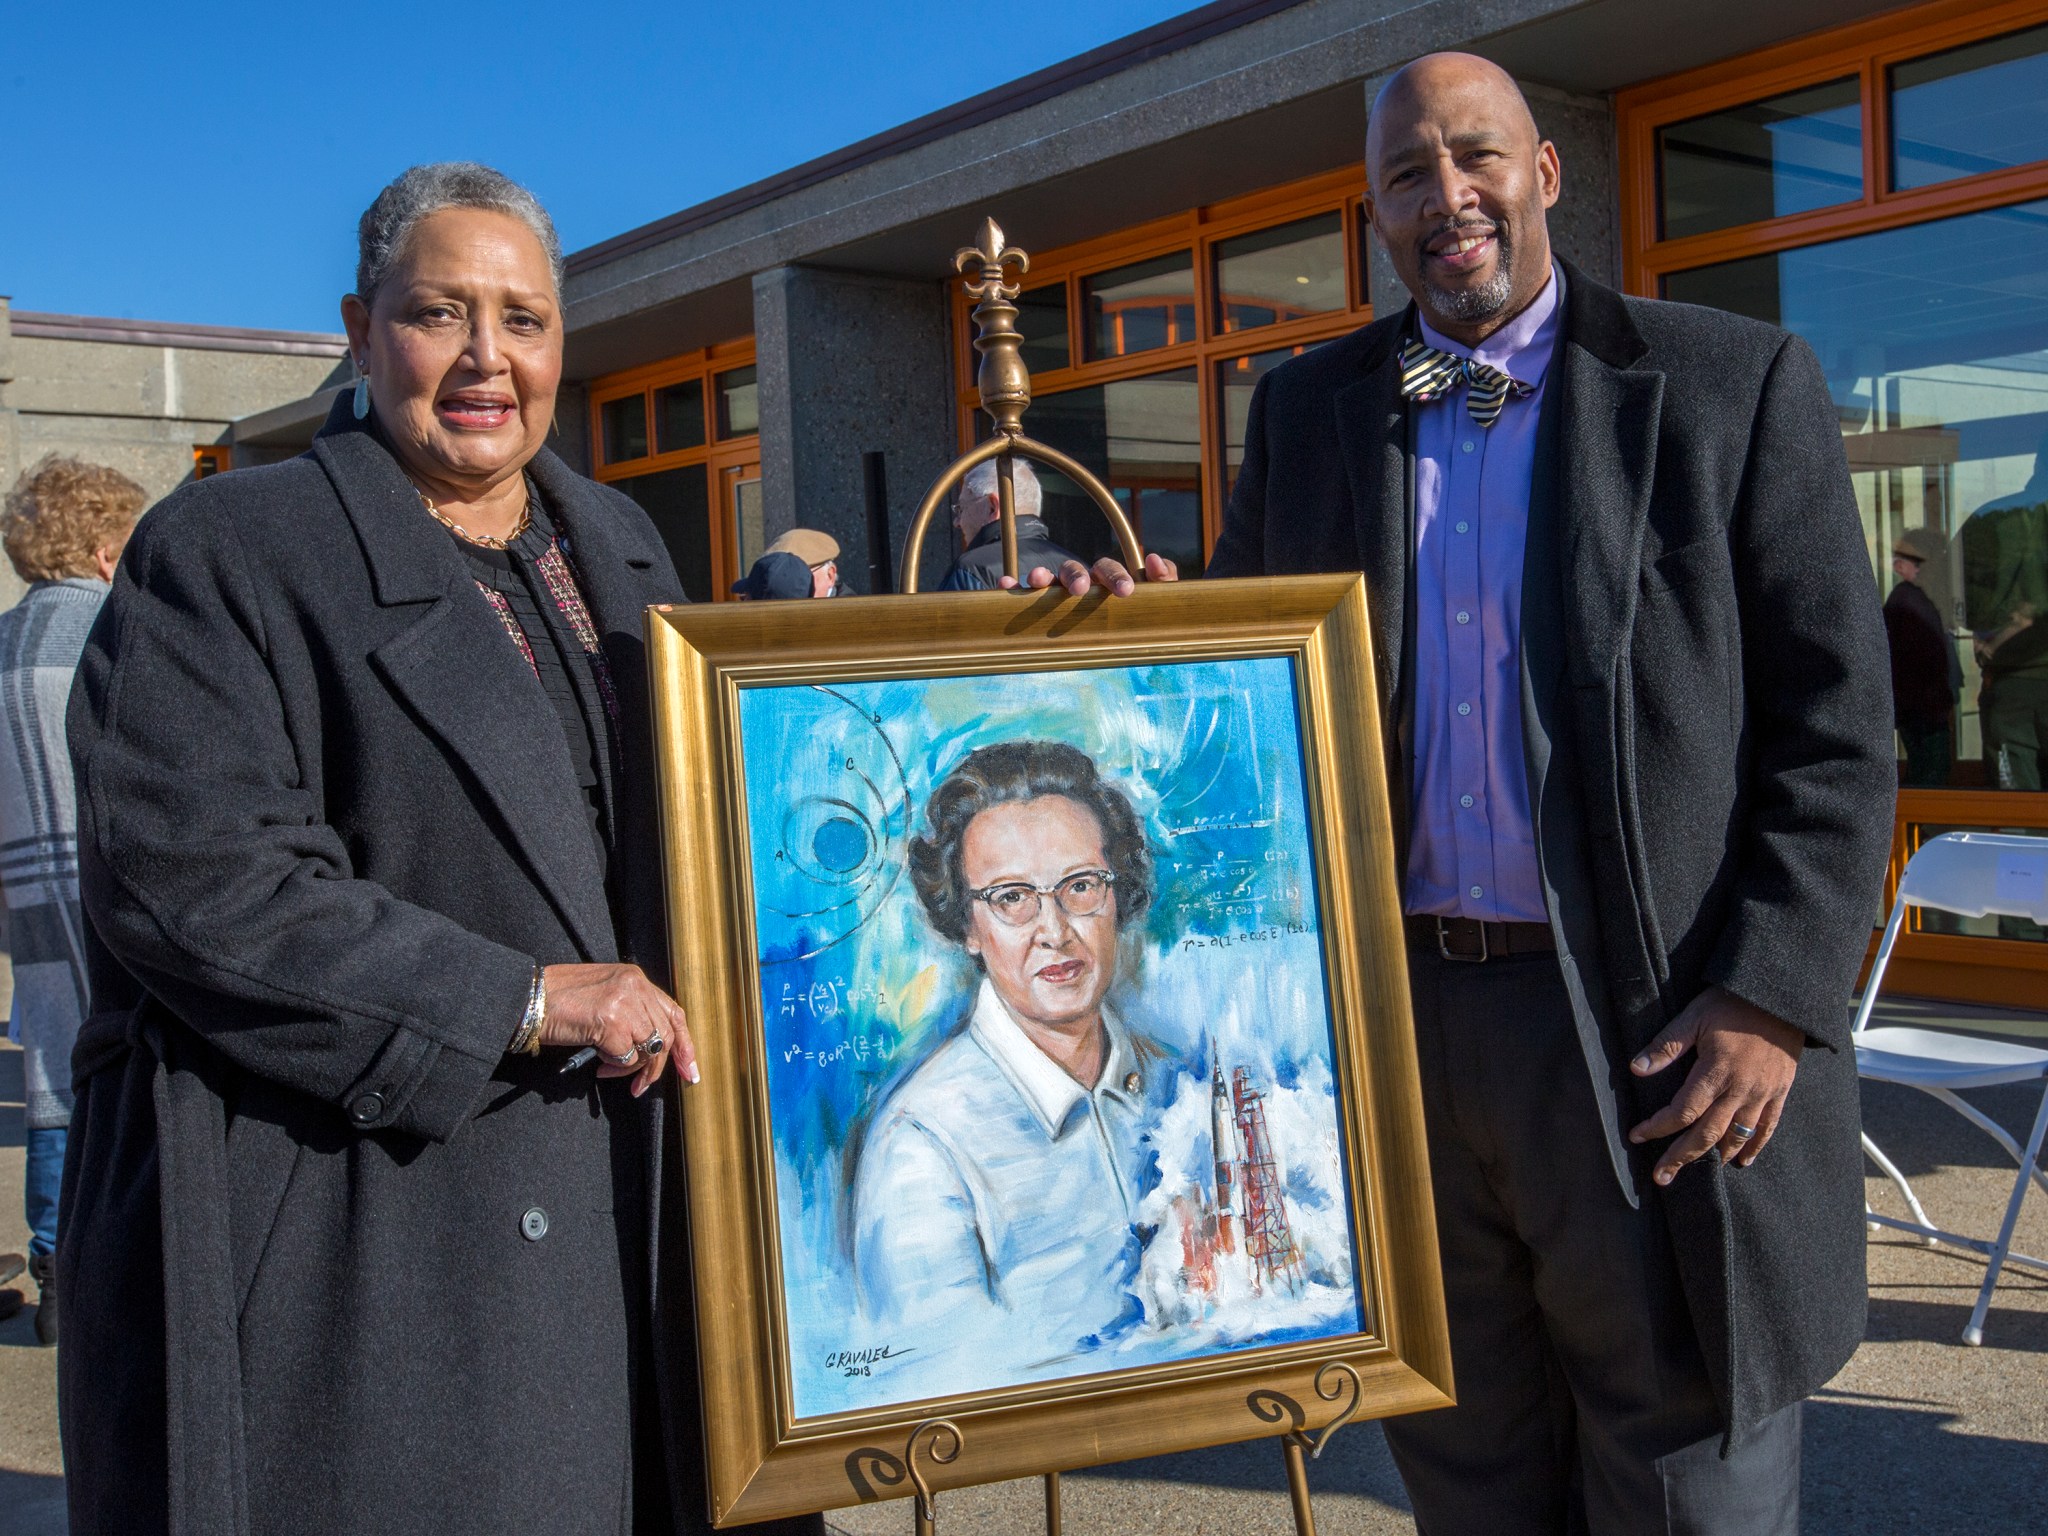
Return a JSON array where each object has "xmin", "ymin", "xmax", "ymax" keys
[
  {"xmin": 752, "ymin": 266, "xmax": 957, "ymax": 594},
  {"xmin": 1362, "ymin": 73, "xmax": 1620, "ymax": 317}
]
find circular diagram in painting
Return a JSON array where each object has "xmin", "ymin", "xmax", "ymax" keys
[{"xmin": 749, "ymin": 685, "xmax": 911, "ymax": 964}]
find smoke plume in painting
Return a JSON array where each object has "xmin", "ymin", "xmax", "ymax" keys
[{"xmin": 736, "ymin": 658, "xmax": 1366, "ymax": 1418}]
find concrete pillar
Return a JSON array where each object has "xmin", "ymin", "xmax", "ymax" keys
[
  {"xmin": 752, "ymin": 266, "xmax": 957, "ymax": 594},
  {"xmin": 1358, "ymin": 72, "xmax": 1621, "ymax": 318}
]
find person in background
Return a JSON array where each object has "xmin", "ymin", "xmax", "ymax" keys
[
  {"xmin": 0, "ymin": 454, "xmax": 146, "ymax": 1347},
  {"xmin": 1962, "ymin": 435, "xmax": 2048, "ymax": 791},
  {"xmin": 763, "ymin": 527, "xmax": 844, "ymax": 596},
  {"xmin": 1885, "ymin": 525, "xmax": 1960, "ymax": 788},
  {"xmin": 941, "ymin": 460, "xmax": 1076, "ymax": 591},
  {"xmin": 732, "ymin": 549, "xmax": 818, "ymax": 601}
]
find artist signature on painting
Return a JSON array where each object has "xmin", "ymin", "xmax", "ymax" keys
[{"xmin": 824, "ymin": 1343, "xmax": 912, "ymax": 1379}]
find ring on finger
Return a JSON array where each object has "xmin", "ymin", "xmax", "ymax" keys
[
  {"xmin": 642, "ymin": 1032, "xmax": 665, "ymax": 1056},
  {"xmin": 610, "ymin": 1045, "xmax": 640, "ymax": 1066},
  {"xmin": 1729, "ymin": 1122, "xmax": 1757, "ymax": 1141}
]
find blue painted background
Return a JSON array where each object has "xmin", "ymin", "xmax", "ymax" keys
[{"xmin": 735, "ymin": 657, "xmax": 1366, "ymax": 1418}]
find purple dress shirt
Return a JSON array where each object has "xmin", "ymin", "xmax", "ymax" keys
[{"xmin": 1404, "ymin": 264, "xmax": 1565, "ymax": 923}]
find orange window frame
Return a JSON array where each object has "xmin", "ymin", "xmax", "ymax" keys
[
  {"xmin": 950, "ymin": 166, "xmax": 1374, "ymax": 560},
  {"xmin": 192, "ymin": 445, "xmax": 231, "ymax": 478},
  {"xmin": 1617, "ymin": 0, "xmax": 2048, "ymax": 1010},
  {"xmin": 589, "ymin": 339, "xmax": 759, "ymax": 601}
]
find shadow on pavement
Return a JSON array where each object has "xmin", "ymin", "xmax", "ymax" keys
[
  {"xmin": 1866, "ymin": 1292, "xmax": 2048, "ymax": 1352},
  {"xmin": 0, "ymin": 1468, "xmax": 66, "ymax": 1536},
  {"xmin": 1071, "ymin": 1419, "xmax": 1413, "ymax": 1513},
  {"xmin": 1804, "ymin": 1393, "xmax": 2048, "ymax": 1533},
  {"xmin": 1860, "ymin": 1078, "xmax": 2046, "ymax": 1177}
]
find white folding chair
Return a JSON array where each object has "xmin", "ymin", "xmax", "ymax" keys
[{"xmin": 1852, "ymin": 830, "xmax": 2048, "ymax": 1346}]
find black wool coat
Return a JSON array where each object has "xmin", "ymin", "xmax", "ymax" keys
[
  {"xmin": 57, "ymin": 403, "xmax": 785, "ymax": 1535},
  {"xmin": 1209, "ymin": 263, "xmax": 1896, "ymax": 1442}
]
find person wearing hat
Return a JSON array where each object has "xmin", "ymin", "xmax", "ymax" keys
[
  {"xmin": 731, "ymin": 549, "xmax": 816, "ymax": 601},
  {"xmin": 1886, "ymin": 525, "xmax": 1960, "ymax": 787},
  {"xmin": 765, "ymin": 527, "xmax": 843, "ymax": 596}
]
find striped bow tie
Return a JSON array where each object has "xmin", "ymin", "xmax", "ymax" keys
[{"xmin": 1399, "ymin": 339, "xmax": 1534, "ymax": 427}]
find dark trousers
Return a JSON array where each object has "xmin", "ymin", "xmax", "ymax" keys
[{"xmin": 1381, "ymin": 943, "xmax": 1801, "ymax": 1535}]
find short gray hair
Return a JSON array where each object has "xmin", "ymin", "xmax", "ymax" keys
[
  {"xmin": 354, "ymin": 162, "xmax": 564, "ymax": 304},
  {"xmin": 957, "ymin": 457, "xmax": 1043, "ymax": 518}
]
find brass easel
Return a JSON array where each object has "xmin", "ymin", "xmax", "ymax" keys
[{"xmin": 898, "ymin": 219, "xmax": 1146, "ymax": 592}]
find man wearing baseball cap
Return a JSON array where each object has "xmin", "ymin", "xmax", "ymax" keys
[{"xmin": 765, "ymin": 528, "xmax": 843, "ymax": 597}]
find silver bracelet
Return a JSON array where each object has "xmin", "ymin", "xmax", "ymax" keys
[{"xmin": 508, "ymin": 966, "xmax": 546, "ymax": 1056}]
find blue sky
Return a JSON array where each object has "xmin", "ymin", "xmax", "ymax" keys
[{"xmin": 1, "ymin": 1, "xmax": 1193, "ymax": 334}]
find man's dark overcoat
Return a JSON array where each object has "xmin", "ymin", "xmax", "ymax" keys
[
  {"xmin": 57, "ymin": 404, "xmax": 735, "ymax": 1534},
  {"xmin": 1208, "ymin": 261, "xmax": 1896, "ymax": 1441}
]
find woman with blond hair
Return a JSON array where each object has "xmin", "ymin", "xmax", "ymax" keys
[{"xmin": 0, "ymin": 454, "xmax": 145, "ymax": 1345}]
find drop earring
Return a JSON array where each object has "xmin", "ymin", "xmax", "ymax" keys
[{"xmin": 352, "ymin": 365, "xmax": 371, "ymax": 421}]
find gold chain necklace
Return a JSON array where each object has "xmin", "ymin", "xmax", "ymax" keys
[{"xmin": 415, "ymin": 483, "xmax": 533, "ymax": 550}]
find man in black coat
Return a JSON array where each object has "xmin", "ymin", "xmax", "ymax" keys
[
  {"xmin": 940, "ymin": 459, "xmax": 1078, "ymax": 590},
  {"xmin": 1062, "ymin": 52, "xmax": 1895, "ymax": 1535}
]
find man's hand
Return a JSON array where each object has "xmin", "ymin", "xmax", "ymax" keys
[
  {"xmin": 996, "ymin": 552, "xmax": 1180, "ymax": 595},
  {"xmin": 1627, "ymin": 985, "xmax": 1804, "ymax": 1182},
  {"xmin": 541, "ymin": 962, "xmax": 697, "ymax": 1097}
]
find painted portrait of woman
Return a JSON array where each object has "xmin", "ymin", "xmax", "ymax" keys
[{"xmin": 850, "ymin": 739, "xmax": 1171, "ymax": 1356}]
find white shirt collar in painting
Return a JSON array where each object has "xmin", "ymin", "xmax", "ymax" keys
[{"xmin": 968, "ymin": 979, "xmax": 1140, "ymax": 1139}]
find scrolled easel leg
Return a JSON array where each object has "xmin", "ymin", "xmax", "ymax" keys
[
  {"xmin": 1282, "ymin": 1434, "xmax": 1318, "ymax": 1536},
  {"xmin": 1043, "ymin": 1471, "xmax": 1062, "ymax": 1536}
]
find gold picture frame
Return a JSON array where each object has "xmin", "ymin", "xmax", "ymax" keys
[{"xmin": 647, "ymin": 575, "xmax": 1450, "ymax": 1527}]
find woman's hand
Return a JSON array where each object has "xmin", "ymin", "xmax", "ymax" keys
[{"xmin": 540, "ymin": 963, "xmax": 698, "ymax": 1096}]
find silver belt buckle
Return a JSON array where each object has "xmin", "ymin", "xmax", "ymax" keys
[{"xmin": 1437, "ymin": 916, "xmax": 1488, "ymax": 963}]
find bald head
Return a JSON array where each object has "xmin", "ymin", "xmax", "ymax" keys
[{"xmin": 1363, "ymin": 52, "xmax": 1561, "ymax": 344}]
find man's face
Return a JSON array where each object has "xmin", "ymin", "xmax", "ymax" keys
[
  {"xmin": 810, "ymin": 560, "xmax": 837, "ymax": 598},
  {"xmin": 1893, "ymin": 553, "xmax": 1924, "ymax": 584},
  {"xmin": 954, "ymin": 490, "xmax": 996, "ymax": 546},
  {"xmin": 1363, "ymin": 57, "xmax": 1561, "ymax": 341},
  {"xmin": 961, "ymin": 795, "xmax": 1119, "ymax": 1035}
]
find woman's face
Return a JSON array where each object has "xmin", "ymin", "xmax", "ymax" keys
[
  {"xmin": 961, "ymin": 795, "xmax": 1120, "ymax": 1033},
  {"xmin": 341, "ymin": 207, "xmax": 561, "ymax": 496}
]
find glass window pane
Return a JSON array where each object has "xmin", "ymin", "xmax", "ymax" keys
[
  {"xmin": 614, "ymin": 464, "xmax": 715, "ymax": 604},
  {"xmin": 1214, "ymin": 212, "xmax": 1346, "ymax": 334},
  {"xmin": 1016, "ymin": 283, "xmax": 1070, "ymax": 373},
  {"xmin": 731, "ymin": 470, "xmax": 765, "ymax": 574},
  {"xmin": 1657, "ymin": 78, "xmax": 1862, "ymax": 240},
  {"xmin": 1891, "ymin": 24, "xmax": 2048, "ymax": 191},
  {"xmin": 1219, "ymin": 342, "xmax": 1328, "ymax": 502},
  {"xmin": 655, "ymin": 378, "xmax": 706, "ymax": 454},
  {"xmin": 1025, "ymin": 368, "xmax": 1203, "ymax": 574},
  {"xmin": 1082, "ymin": 252, "xmax": 1196, "ymax": 361},
  {"xmin": 600, "ymin": 392, "xmax": 648, "ymax": 464},
  {"xmin": 1663, "ymin": 198, "xmax": 2048, "ymax": 794},
  {"xmin": 717, "ymin": 365, "xmax": 759, "ymax": 438}
]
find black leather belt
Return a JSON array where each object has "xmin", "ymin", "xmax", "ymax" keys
[{"xmin": 1406, "ymin": 914, "xmax": 1556, "ymax": 962}]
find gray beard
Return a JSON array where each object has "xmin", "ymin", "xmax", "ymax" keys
[{"xmin": 1422, "ymin": 229, "xmax": 1517, "ymax": 323}]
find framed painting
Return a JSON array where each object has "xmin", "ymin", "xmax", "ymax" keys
[{"xmin": 647, "ymin": 575, "xmax": 1450, "ymax": 1526}]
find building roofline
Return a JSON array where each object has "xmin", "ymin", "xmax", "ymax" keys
[
  {"xmin": 7, "ymin": 310, "xmax": 350, "ymax": 358},
  {"xmin": 564, "ymin": 0, "xmax": 1311, "ymax": 275}
]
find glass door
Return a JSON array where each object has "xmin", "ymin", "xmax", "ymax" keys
[{"xmin": 721, "ymin": 460, "xmax": 764, "ymax": 599}]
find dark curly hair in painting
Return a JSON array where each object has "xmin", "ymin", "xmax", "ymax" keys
[{"xmin": 908, "ymin": 740, "xmax": 1153, "ymax": 944}]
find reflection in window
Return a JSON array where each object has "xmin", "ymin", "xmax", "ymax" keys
[
  {"xmin": 717, "ymin": 366, "xmax": 759, "ymax": 438},
  {"xmin": 656, "ymin": 378, "xmax": 706, "ymax": 454},
  {"xmin": 614, "ymin": 464, "xmax": 715, "ymax": 604},
  {"xmin": 731, "ymin": 471, "xmax": 765, "ymax": 575},
  {"xmin": 1892, "ymin": 25, "xmax": 2048, "ymax": 191},
  {"xmin": 1220, "ymin": 343, "xmax": 1327, "ymax": 501},
  {"xmin": 1083, "ymin": 252, "xmax": 1196, "ymax": 360},
  {"xmin": 1019, "ymin": 369, "xmax": 1203, "ymax": 575},
  {"xmin": 1657, "ymin": 78, "xmax": 1862, "ymax": 239},
  {"xmin": 600, "ymin": 393, "xmax": 649, "ymax": 464},
  {"xmin": 1215, "ymin": 213, "xmax": 1346, "ymax": 333},
  {"xmin": 1663, "ymin": 199, "xmax": 2048, "ymax": 792},
  {"xmin": 1015, "ymin": 284, "xmax": 1071, "ymax": 373}
]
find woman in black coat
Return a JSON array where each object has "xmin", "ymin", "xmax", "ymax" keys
[{"xmin": 58, "ymin": 163, "xmax": 808, "ymax": 1536}]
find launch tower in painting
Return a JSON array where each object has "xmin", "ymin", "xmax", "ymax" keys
[{"xmin": 1201, "ymin": 1051, "xmax": 1305, "ymax": 1297}]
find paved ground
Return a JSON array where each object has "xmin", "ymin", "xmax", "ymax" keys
[{"xmin": 4, "ymin": 999, "xmax": 2044, "ymax": 1535}]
